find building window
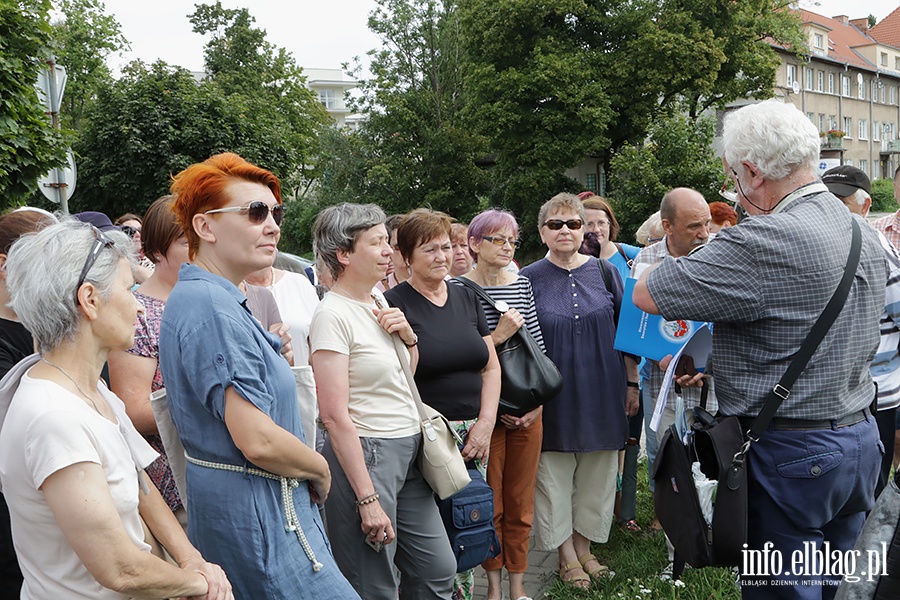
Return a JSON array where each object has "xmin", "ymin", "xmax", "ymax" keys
[
  {"xmin": 842, "ymin": 75, "xmax": 851, "ymax": 97},
  {"xmin": 829, "ymin": 115, "xmax": 836, "ymax": 130},
  {"xmin": 318, "ymin": 89, "xmax": 335, "ymax": 109},
  {"xmin": 860, "ymin": 160, "xmax": 868, "ymax": 176},
  {"xmin": 807, "ymin": 111, "xmax": 815, "ymax": 124},
  {"xmin": 585, "ymin": 173, "xmax": 598, "ymax": 193},
  {"xmin": 859, "ymin": 78, "xmax": 866, "ymax": 100},
  {"xmin": 874, "ymin": 121, "xmax": 881, "ymax": 141},
  {"xmin": 844, "ymin": 116, "xmax": 852, "ymax": 138},
  {"xmin": 882, "ymin": 85, "xmax": 887, "ymax": 104},
  {"xmin": 817, "ymin": 71, "xmax": 824, "ymax": 92},
  {"xmin": 818, "ymin": 114, "xmax": 825, "ymax": 132},
  {"xmin": 805, "ymin": 68, "xmax": 814, "ymax": 90},
  {"xmin": 893, "ymin": 86, "xmax": 897, "ymax": 105},
  {"xmin": 859, "ymin": 119, "xmax": 868, "ymax": 140},
  {"xmin": 814, "ymin": 33, "xmax": 824, "ymax": 49},
  {"xmin": 882, "ymin": 53, "xmax": 889, "ymax": 66},
  {"xmin": 787, "ymin": 64, "xmax": 797, "ymax": 88},
  {"xmin": 829, "ymin": 73, "xmax": 835, "ymax": 94}
]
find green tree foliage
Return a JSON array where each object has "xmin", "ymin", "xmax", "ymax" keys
[
  {"xmin": 0, "ymin": 0, "xmax": 66, "ymax": 206},
  {"xmin": 51, "ymin": 0, "xmax": 128, "ymax": 132},
  {"xmin": 74, "ymin": 3, "xmax": 329, "ymax": 218},
  {"xmin": 75, "ymin": 61, "xmax": 319, "ymax": 216},
  {"xmin": 458, "ymin": 0, "xmax": 612, "ymax": 238},
  {"xmin": 871, "ymin": 178, "xmax": 895, "ymax": 213},
  {"xmin": 458, "ymin": 0, "xmax": 804, "ymax": 239},
  {"xmin": 609, "ymin": 109, "xmax": 723, "ymax": 241},
  {"xmin": 314, "ymin": 0, "xmax": 490, "ymax": 226}
]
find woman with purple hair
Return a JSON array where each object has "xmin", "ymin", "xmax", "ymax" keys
[{"xmin": 451, "ymin": 209, "xmax": 545, "ymax": 600}]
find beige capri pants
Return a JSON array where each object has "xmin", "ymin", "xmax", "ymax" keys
[{"xmin": 532, "ymin": 450, "xmax": 618, "ymax": 551}]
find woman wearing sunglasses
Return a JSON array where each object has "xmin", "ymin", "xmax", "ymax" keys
[
  {"xmin": 452, "ymin": 209, "xmax": 544, "ymax": 600},
  {"xmin": 158, "ymin": 153, "xmax": 358, "ymax": 599},
  {"xmin": 519, "ymin": 193, "xmax": 639, "ymax": 591},
  {"xmin": 0, "ymin": 220, "xmax": 232, "ymax": 599}
]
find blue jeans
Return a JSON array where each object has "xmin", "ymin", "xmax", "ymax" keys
[{"xmin": 741, "ymin": 416, "xmax": 881, "ymax": 599}]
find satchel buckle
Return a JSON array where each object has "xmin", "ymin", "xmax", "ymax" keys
[
  {"xmin": 423, "ymin": 421, "xmax": 437, "ymax": 442},
  {"xmin": 773, "ymin": 384, "xmax": 790, "ymax": 400}
]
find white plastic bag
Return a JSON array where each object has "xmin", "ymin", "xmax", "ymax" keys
[{"xmin": 691, "ymin": 461, "xmax": 717, "ymax": 525}]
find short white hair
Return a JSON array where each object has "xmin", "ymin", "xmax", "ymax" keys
[
  {"xmin": 722, "ymin": 100, "xmax": 820, "ymax": 181},
  {"xmin": 848, "ymin": 188, "xmax": 869, "ymax": 206},
  {"xmin": 6, "ymin": 219, "xmax": 134, "ymax": 354}
]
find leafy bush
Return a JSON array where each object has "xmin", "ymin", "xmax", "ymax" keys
[{"xmin": 871, "ymin": 178, "xmax": 895, "ymax": 213}]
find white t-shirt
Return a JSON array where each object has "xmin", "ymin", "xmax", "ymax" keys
[
  {"xmin": 0, "ymin": 372, "xmax": 158, "ymax": 600},
  {"xmin": 310, "ymin": 291, "xmax": 420, "ymax": 438},
  {"xmin": 269, "ymin": 270, "xmax": 321, "ymax": 366}
]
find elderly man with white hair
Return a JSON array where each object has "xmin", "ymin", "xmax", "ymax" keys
[
  {"xmin": 633, "ymin": 100, "xmax": 886, "ymax": 599},
  {"xmin": 823, "ymin": 165, "xmax": 900, "ymax": 501}
]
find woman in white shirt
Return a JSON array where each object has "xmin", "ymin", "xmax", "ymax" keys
[{"xmin": 0, "ymin": 220, "xmax": 231, "ymax": 600}]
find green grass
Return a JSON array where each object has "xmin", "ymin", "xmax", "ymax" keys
[{"xmin": 543, "ymin": 458, "xmax": 741, "ymax": 600}]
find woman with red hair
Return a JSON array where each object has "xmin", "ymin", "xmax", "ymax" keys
[
  {"xmin": 158, "ymin": 153, "xmax": 359, "ymax": 599},
  {"xmin": 708, "ymin": 201, "xmax": 738, "ymax": 233}
]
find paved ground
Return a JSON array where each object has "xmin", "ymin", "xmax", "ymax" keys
[{"xmin": 472, "ymin": 539, "xmax": 557, "ymax": 599}]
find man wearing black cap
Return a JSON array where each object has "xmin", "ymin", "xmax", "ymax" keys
[{"xmin": 824, "ymin": 164, "xmax": 900, "ymax": 499}]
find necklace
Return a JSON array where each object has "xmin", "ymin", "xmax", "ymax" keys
[
  {"xmin": 332, "ymin": 284, "xmax": 373, "ymax": 304},
  {"xmin": 41, "ymin": 357, "xmax": 102, "ymax": 415}
]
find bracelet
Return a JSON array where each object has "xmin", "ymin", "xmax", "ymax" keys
[
  {"xmin": 626, "ymin": 381, "xmax": 639, "ymax": 388},
  {"xmin": 356, "ymin": 492, "xmax": 380, "ymax": 506},
  {"xmin": 403, "ymin": 334, "xmax": 418, "ymax": 348}
]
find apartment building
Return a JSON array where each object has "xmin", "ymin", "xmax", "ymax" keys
[
  {"xmin": 304, "ymin": 68, "xmax": 360, "ymax": 129},
  {"xmin": 776, "ymin": 9, "xmax": 900, "ymax": 180}
]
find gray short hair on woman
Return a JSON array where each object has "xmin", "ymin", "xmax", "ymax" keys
[
  {"xmin": 537, "ymin": 193, "xmax": 586, "ymax": 231},
  {"xmin": 722, "ymin": 100, "xmax": 820, "ymax": 182},
  {"xmin": 5, "ymin": 219, "xmax": 134, "ymax": 354},
  {"xmin": 313, "ymin": 203, "xmax": 386, "ymax": 281}
]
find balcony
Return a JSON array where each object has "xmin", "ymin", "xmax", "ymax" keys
[
  {"xmin": 821, "ymin": 137, "xmax": 843, "ymax": 149},
  {"xmin": 881, "ymin": 139, "xmax": 900, "ymax": 154}
]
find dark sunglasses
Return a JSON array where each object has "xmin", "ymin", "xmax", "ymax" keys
[
  {"xmin": 543, "ymin": 219, "xmax": 583, "ymax": 231},
  {"xmin": 204, "ymin": 201, "xmax": 284, "ymax": 225},
  {"xmin": 120, "ymin": 225, "xmax": 140, "ymax": 239},
  {"xmin": 75, "ymin": 226, "xmax": 116, "ymax": 304}
]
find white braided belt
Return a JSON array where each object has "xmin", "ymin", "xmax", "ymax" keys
[{"xmin": 184, "ymin": 453, "xmax": 324, "ymax": 572}]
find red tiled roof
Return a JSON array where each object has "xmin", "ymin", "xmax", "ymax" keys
[
  {"xmin": 871, "ymin": 6, "xmax": 900, "ymax": 49},
  {"xmin": 799, "ymin": 9, "xmax": 877, "ymax": 71}
]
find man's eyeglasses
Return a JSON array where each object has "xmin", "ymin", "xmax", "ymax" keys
[
  {"xmin": 543, "ymin": 219, "xmax": 583, "ymax": 231},
  {"xmin": 482, "ymin": 236, "xmax": 521, "ymax": 249},
  {"xmin": 75, "ymin": 227, "xmax": 116, "ymax": 304},
  {"xmin": 204, "ymin": 201, "xmax": 284, "ymax": 226}
]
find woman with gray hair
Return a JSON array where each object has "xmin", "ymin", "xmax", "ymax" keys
[
  {"xmin": 520, "ymin": 193, "xmax": 639, "ymax": 590},
  {"xmin": 0, "ymin": 220, "xmax": 231, "ymax": 600},
  {"xmin": 310, "ymin": 203, "xmax": 456, "ymax": 600}
]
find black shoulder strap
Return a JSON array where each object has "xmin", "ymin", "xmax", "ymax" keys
[
  {"xmin": 596, "ymin": 258, "xmax": 621, "ymax": 324},
  {"xmin": 614, "ymin": 242, "xmax": 634, "ymax": 268},
  {"xmin": 453, "ymin": 276, "xmax": 498, "ymax": 310},
  {"xmin": 747, "ymin": 218, "xmax": 863, "ymax": 442}
]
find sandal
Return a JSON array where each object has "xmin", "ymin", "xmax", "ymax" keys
[
  {"xmin": 578, "ymin": 553, "xmax": 611, "ymax": 579},
  {"xmin": 621, "ymin": 519, "xmax": 642, "ymax": 532},
  {"xmin": 558, "ymin": 560, "xmax": 591, "ymax": 590}
]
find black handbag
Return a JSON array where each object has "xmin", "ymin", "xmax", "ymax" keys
[
  {"xmin": 652, "ymin": 218, "xmax": 862, "ymax": 577},
  {"xmin": 455, "ymin": 277, "xmax": 563, "ymax": 417}
]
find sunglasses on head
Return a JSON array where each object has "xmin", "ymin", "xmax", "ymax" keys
[
  {"xmin": 543, "ymin": 219, "xmax": 583, "ymax": 231},
  {"xmin": 75, "ymin": 226, "xmax": 116, "ymax": 305},
  {"xmin": 204, "ymin": 201, "xmax": 284, "ymax": 225}
]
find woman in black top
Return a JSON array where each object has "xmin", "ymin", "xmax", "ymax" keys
[{"xmin": 384, "ymin": 208, "xmax": 500, "ymax": 600}]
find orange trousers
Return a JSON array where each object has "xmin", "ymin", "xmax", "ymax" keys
[{"xmin": 482, "ymin": 417, "xmax": 543, "ymax": 573}]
